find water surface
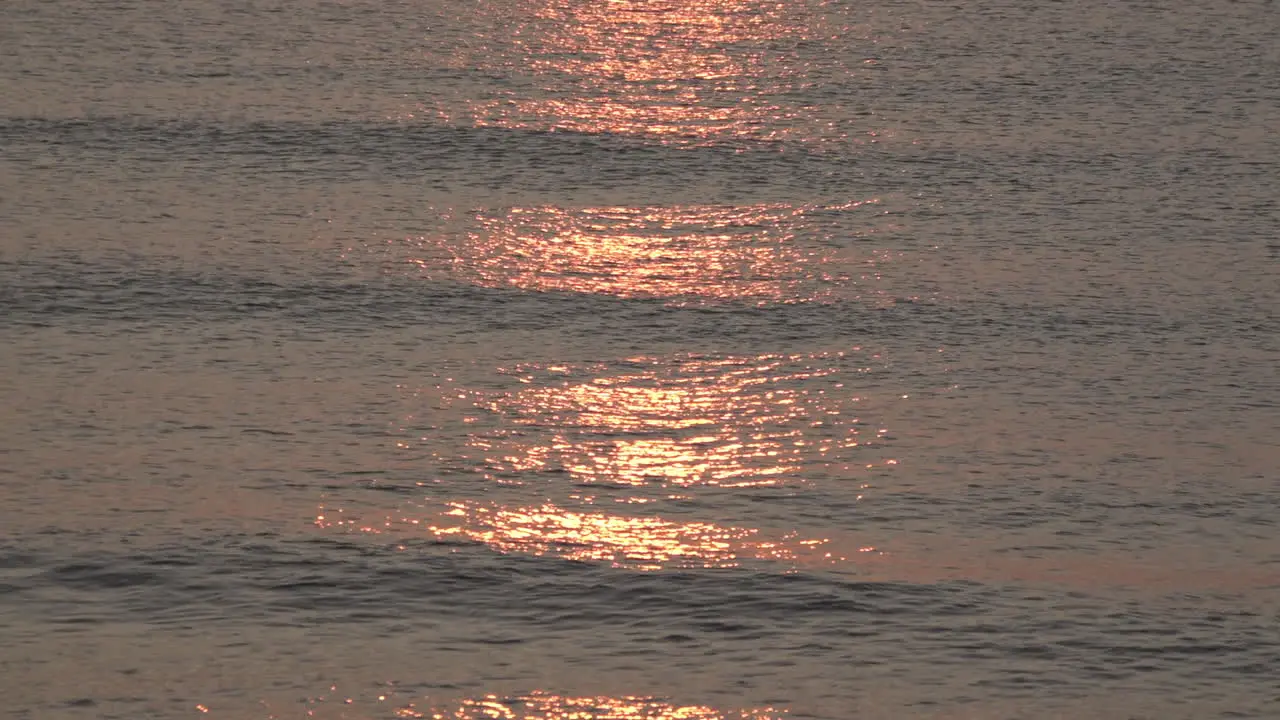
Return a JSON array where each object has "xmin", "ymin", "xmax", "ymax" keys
[{"xmin": 1, "ymin": 0, "xmax": 1277, "ymax": 718}]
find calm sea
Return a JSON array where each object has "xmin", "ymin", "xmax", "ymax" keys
[{"xmin": 1, "ymin": 0, "xmax": 1277, "ymax": 718}]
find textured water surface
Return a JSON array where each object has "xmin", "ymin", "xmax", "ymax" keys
[{"xmin": 1, "ymin": 0, "xmax": 1277, "ymax": 718}]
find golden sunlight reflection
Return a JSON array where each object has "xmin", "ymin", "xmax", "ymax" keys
[
  {"xmin": 410, "ymin": 201, "xmax": 901, "ymax": 307},
  {"xmin": 397, "ymin": 692, "xmax": 782, "ymax": 719},
  {"xmin": 465, "ymin": 353, "xmax": 896, "ymax": 489},
  {"xmin": 341, "ymin": 351, "xmax": 903, "ymax": 573},
  {"xmin": 291, "ymin": 687, "xmax": 783, "ymax": 720},
  {"xmin": 317, "ymin": 500, "xmax": 841, "ymax": 572},
  {"xmin": 439, "ymin": 692, "xmax": 782, "ymax": 719},
  {"xmin": 440, "ymin": 0, "xmax": 880, "ymax": 147}
]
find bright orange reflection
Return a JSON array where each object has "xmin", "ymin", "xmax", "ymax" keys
[
  {"xmin": 295, "ymin": 688, "xmax": 783, "ymax": 720},
  {"xmin": 471, "ymin": 353, "xmax": 890, "ymax": 489},
  {"xmin": 315, "ymin": 500, "xmax": 839, "ymax": 571},
  {"xmin": 401, "ymin": 691, "xmax": 783, "ymax": 719},
  {"xmin": 415, "ymin": 201, "xmax": 898, "ymax": 307},
  {"xmin": 427, "ymin": 500, "xmax": 836, "ymax": 571},
  {"xmin": 451, "ymin": 0, "xmax": 876, "ymax": 147}
]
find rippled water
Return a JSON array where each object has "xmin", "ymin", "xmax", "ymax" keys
[{"xmin": 2, "ymin": 0, "xmax": 1278, "ymax": 718}]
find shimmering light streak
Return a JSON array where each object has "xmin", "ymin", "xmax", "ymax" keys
[
  {"xmin": 447, "ymin": 0, "xmax": 878, "ymax": 148},
  {"xmin": 413, "ymin": 202, "xmax": 896, "ymax": 307},
  {"xmin": 448, "ymin": 692, "xmax": 784, "ymax": 718},
  {"xmin": 468, "ymin": 353, "xmax": 889, "ymax": 489},
  {"xmin": 430, "ymin": 500, "xmax": 835, "ymax": 571},
  {"xmin": 315, "ymin": 500, "xmax": 840, "ymax": 571},
  {"xmin": 393, "ymin": 692, "xmax": 784, "ymax": 719}
]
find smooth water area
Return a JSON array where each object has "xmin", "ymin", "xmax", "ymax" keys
[{"xmin": 1, "ymin": 1, "xmax": 1278, "ymax": 718}]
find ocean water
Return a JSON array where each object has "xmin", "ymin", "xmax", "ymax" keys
[{"xmin": 1, "ymin": 0, "xmax": 1278, "ymax": 718}]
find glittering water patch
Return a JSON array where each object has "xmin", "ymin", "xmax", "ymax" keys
[
  {"xmin": 429, "ymin": 352, "xmax": 899, "ymax": 490},
  {"xmin": 316, "ymin": 499, "xmax": 842, "ymax": 572},
  {"xmin": 404, "ymin": 202, "xmax": 902, "ymax": 308}
]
